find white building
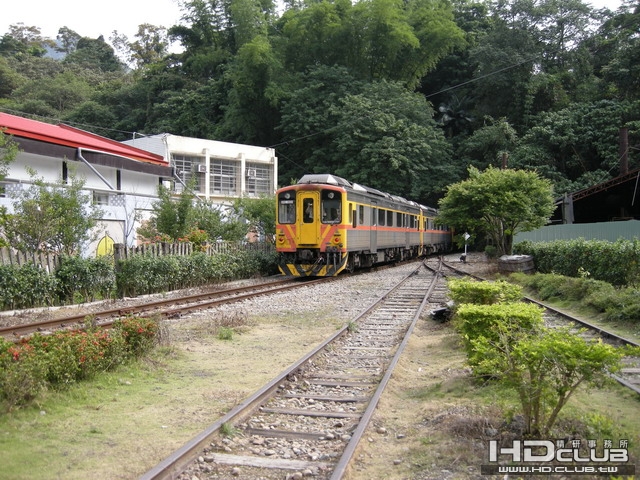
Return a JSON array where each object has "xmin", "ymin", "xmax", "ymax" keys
[
  {"xmin": 1, "ymin": 112, "xmax": 175, "ymax": 255},
  {"xmin": 123, "ymin": 133, "xmax": 278, "ymax": 203},
  {"xmin": 1, "ymin": 113, "xmax": 278, "ymax": 255}
]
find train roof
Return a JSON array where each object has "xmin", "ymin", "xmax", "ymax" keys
[
  {"xmin": 297, "ymin": 174, "xmax": 391, "ymax": 199},
  {"xmin": 295, "ymin": 173, "xmax": 436, "ymax": 212},
  {"xmin": 297, "ymin": 174, "xmax": 352, "ymax": 187}
]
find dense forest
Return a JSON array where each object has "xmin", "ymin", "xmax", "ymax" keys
[{"xmin": 1, "ymin": 0, "xmax": 638, "ymax": 206}]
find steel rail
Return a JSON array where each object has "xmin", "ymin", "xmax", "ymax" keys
[
  {"xmin": 139, "ymin": 263, "xmax": 428, "ymax": 480},
  {"xmin": 442, "ymin": 260, "xmax": 640, "ymax": 395},
  {"xmin": 0, "ymin": 277, "xmax": 320, "ymax": 340},
  {"xmin": 329, "ymin": 260, "xmax": 443, "ymax": 479}
]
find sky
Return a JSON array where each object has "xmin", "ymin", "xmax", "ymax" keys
[
  {"xmin": 0, "ymin": 0, "xmax": 626, "ymax": 47},
  {"xmin": 1, "ymin": 0, "xmax": 185, "ymax": 44}
]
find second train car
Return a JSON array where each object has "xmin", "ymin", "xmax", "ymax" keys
[{"xmin": 276, "ymin": 174, "xmax": 452, "ymax": 277}]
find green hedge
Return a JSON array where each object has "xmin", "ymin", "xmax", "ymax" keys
[
  {"xmin": 115, "ymin": 250, "xmax": 278, "ymax": 297},
  {"xmin": 448, "ymin": 278, "xmax": 523, "ymax": 305},
  {"xmin": 514, "ymin": 238, "xmax": 640, "ymax": 287},
  {"xmin": 0, "ymin": 263, "xmax": 58, "ymax": 310},
  {"xmin": 0, "ymin": 248, "xmax": 279, "ymax": 310}
]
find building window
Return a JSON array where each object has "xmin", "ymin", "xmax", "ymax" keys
[
  {"xmin": 172, "ymin": 154, "xmax": 203, "ymax": 192},
  {"xmin": 93, "ymin": 191, "xmax": 110, "ymax": 205},
  {"xmin": 245, "ymin": 163, "xmax": 272, "ymax": 196},
  {"xmin": 211, "ymin": 159, "xmax": 237, "ymax": 195}
]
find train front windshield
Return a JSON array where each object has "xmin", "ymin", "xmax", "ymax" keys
[
  {"xmin": 321, "ymin": 190, "xmax": 341, "ymax": 224},
  {"xmin": 278, "ymin": 191, "xmax": 296, "ymax": 224}
]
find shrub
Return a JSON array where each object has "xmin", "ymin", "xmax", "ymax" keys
[
  {"xmin": 112, "ymin": 317, "xmax": 159, "ymax": 357},
  {"xmin": 115, "ymin": 248, "xmax": 277, "ymax": 297},
  {"xmin": 453, "ymin": 302, "xmax": 545, "ymax": 370},
  {"xmin": 0, "ymin": 317, "xmax": 158, "ymax": 411},
  {"xmin": 448, "ymin": 278, "xmax": 523, "ymax": 305},
  {"xmin": 0, "ymin": 263, "xmax": 58, "ymax": 310},
  {"xmin": 472, "ymin": 326, "xmax": 628, "ymax": 436},
  {"xmin": 55, "ymin": 255, "xmax": 116, "ymax": 303},
  {"xmin": 0, "ymin": 338, "xmax": 47, "ymax": 409},
  {"xmin": 514, "ymin": 238, "xmax": 640, "ymax": 287},
  {"xmin": 509, "ymin": 271, "xmax": 640, "ymax": 325}
]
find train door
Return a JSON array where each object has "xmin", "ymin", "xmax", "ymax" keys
[
  {"xmin": 370, "ymin": 202, "xmax": 377, "ymax": 252},
  {"xmin": 298, "ymin": 192, "xmax": 320, "ymax": 245}
]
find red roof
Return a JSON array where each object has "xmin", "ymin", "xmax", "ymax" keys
[{"xmin": 0, "ymin": 112, "xmax": 167, "ymax": 166}]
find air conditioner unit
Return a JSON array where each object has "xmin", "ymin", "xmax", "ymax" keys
[
  {"xmin": 246, "ymin": 168, "xmax": 257, "ymax": 178},
  {"xmin": 196, "ymin": 164, "xmax": 207, "ymax": 173}
]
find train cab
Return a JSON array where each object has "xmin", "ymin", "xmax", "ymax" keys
[{"xmin": 276, "ymin": 175, "xmax": 349, "ymax": 276}]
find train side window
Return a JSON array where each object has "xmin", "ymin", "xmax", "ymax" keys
[
  {"xmin": 321, "ymin": 190, "xmax": 342, "ymax": 223},
  {"xmin": 303, "ymin": 198, "xmax": 314, "ymax": 223},
  {"xmin": 387, "ymin": 210, "xmax": 393, "ymax": 226},
  {"xmin": 396, "ymin": 212, "xmax": 402, "ymax": 227},
  {"xmin": 359, "ymin": 205, "xmax": 364, "ymax": 224},
  {"xmin": 378, "ymin": 209, "xmax": 385, "ymax": 226},
  {"xmin": 278, "ymin": 193, "xmax": 295, "ymax": 224}
]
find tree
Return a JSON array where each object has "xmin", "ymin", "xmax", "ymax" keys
[
  {"xmin": 10, "ymin": 71, "xmax": 93, "ymax": 116},
  {"xmin": 111, "ymin": 24, "xmax": 170, "ymax": 69},
  {"xmin": 511, "ymin": 99, "xmax": 640, "ymax": 195},
  {"xmin": 277, "ymin": 65, "xmax": 366, "ymax": 184},
  {"xmin": 63, "ymin": 36, "xmax": 124, "ymax": 72},
  {"xmin": 0, "ymin": 56, "xmax": 25, "ymax": 98},
  {"xmin": 146, "ymin": 184, "xmax": 195, "ymax": 241},
  {"xmin": 278, "ymin": 0, "xmax": 464, "ymax": 88},
  {"xmin": 0, "ymin": 24, "xmax": 54, "ymax": 57},
  {"xmin": 0, "ymin": 170, "xmax": 102, "ymax": 255},
  {"xmin": 231, "ymin": 195, "xmax": 276, "ymax": 241},
  {"xmin": 0, "ymin": 130, "xmax": 19, "ymax": 181},
  {"xmin": 56, "ymin": 27, "xmax": 81, "ymax": 55},
  {"xmin": 437, "ymin": 166, "xmax": 555, "ymax": 255},
  {"xmin": 190, "ymin": 200, "xmax": 246, "ymax": 241},
  {"xmin": 457, "ymin": 116, "xmax": 518, "ymax": 170},
  {"xmin": 330, "ymin": 80, "xmax": 456, "ymax": 204}
]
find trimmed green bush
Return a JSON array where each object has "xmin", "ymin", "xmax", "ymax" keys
[
  {"xmin": 55, "ymin": 255, "xmax": 116, "ymax": 303},
  {"xmin": 509, "ymin": 271, "xmax": 640, "ymax": 325},
  {"xmin": 514, "ymin": 238, "xmax": 640, "ymax": 287},
  {"xmin": 0, "ymin": 263, "xmax": 58, "ymax": 310},
  {"xmin": 453, "ymin": 302, "xmax": 545, "ymax": 369},
  {"xmin": 115, "ymin": 249, "xmax": 278, "ymax": 297},
  {"xmin": 448, "ymin": 278, "xmax": 523, "ymax": 305},
  {"xmin": 0, "ymin": 246, "xmax": 278, "ymax": 311}
]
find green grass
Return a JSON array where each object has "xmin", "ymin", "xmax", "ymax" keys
[{"xmin": 0, "ymin": 347, "xmax": 224, "ymax": 480}]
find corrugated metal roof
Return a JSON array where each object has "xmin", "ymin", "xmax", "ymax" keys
[{"xmin": 0, "ymin": 112, "xmax": 167, "ymax": 166}]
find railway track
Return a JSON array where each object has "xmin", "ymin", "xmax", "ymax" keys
[
  {"xmin": 0, "ymin": 277, "xmax": 323, "ymax": 340},
  {"xmin": 139, "ymin": 260, "xmax": 451, "ymax": 480},
  {"xmin": 442, "ymin": 260, "xmax": 640, "ymax": 395}
]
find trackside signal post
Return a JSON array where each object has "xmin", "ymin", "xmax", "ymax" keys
[{"xmin": 461, "ymin": 232, "xmax": 470, "ymax": 262}]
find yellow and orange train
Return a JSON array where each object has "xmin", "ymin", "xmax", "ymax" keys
[{"xmin": 276, "ymin": 174, "xmax": 453, "ymax": 277}]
